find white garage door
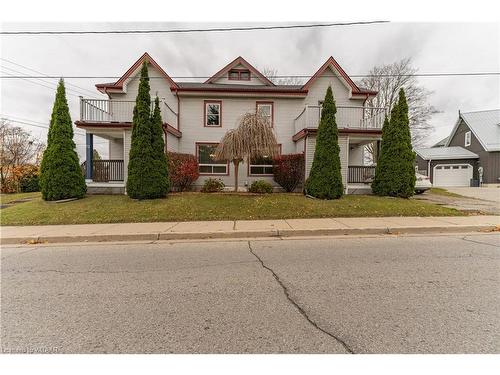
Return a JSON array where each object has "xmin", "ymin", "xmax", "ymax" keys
[{"xmin": 433, "ymin": 164, "xmax": 473, "ymax": 187}]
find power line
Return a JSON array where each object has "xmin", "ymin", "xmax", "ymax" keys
[
  {"xmin": 1, "ymin": 65, "xmax": 97, "ymax": 98},
  {"xmin": 1, "ymin": 117, "xmax": 87, "ymax": 136},
  {"xmin": 0, "ymin": 70, "xmax": 82, "ymax": 98},
  {"xmin": 0, "ymin": 21, "xmax": 389, "ymax": 35},
  {"xmin": 0, "ymin": 57, "xmax": 99, "ymax": 97},
  {"xmin": 1, "ymin": 72, "xmax": 499, "ymax": 79}
]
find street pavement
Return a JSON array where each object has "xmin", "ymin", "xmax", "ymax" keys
[{"xmin": 1, "ymin": 233, "xmax": 499, "ymax": 353}]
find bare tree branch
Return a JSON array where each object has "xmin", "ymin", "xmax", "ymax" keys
[
  {"xmin": 357, "ymin": 58, "xmax": 439, "ymax": 148},
  {"xmin": 261, "ymin": 67, "xmax": 304, "ymax": 86}
]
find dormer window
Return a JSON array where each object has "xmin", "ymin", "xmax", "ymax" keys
[{"xmin": 228, "ymin": 69, "xmax": 251, "ymax": 81}]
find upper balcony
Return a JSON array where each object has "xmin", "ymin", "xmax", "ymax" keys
[
  {"xmin": 294, "ymin": 105, "xmax": 386, "ymax": 135},
  {"xmin": 79, "ymin": 98, "xmax": 178, "ymax": 129}
]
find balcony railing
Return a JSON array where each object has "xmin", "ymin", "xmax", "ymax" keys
[
  {"xmin": 348, "ymin": 165, "xmax": 376, "ymax": 184},
  {"xmin": 80, "ymin": 98, "xmax": 178, "ymax": 127},
  {"xmin": 81, "ymin": 160, "xmax": 124, "ymax": 182},
  {"xmin": 294, "ymin": 105, "xmax": 386, "ymax": 134}
]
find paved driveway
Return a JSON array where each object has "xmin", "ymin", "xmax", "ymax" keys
[{"xmin": 445, "ymin": 187, "xmax": 500, "ymax": 203}]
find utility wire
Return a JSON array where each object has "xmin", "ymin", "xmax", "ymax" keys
[
  {"xmin": 1, "ymin": 73, "xmax": 499, "ymax": 79},
  {"xmin": 0, "ymin": 70, "xmax": 82, "ymax": 98},
  {"xmin": 1, "ymin": 117, "xmax": 87, "ymax": 136},
  {"xmin": 0, "ymin": 21, "xmax": 389, "ymax": 35},
  {"xmin": 1, "ymin": 65, "xmax": 97, "ymax": 98},
  {"xmin": 0, "ymin": 57, "xmax": 100, "ymax": 97}
]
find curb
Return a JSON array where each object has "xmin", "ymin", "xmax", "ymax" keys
[{"xmin": 1, "ymin": 225, "xmax": 496, "ymax": 245}]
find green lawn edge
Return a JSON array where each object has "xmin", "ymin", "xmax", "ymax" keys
[{"xmin": 0, "ymin": 192, "xmax": 465, "ymax": 226}]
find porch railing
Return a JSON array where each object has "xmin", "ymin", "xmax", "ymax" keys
[
  {"xmin": 348, "ymin": 165, "xmax": 376, "ymax": 184},
  {"xmin": 80, "ymin": 98, "xmax": 178, "ymax": 127},
  {"xmin": 81, "ymin": 160, "xmax": 124, "ymax": 182},
  {"xmin": 294, "ymin": 105, "xmax": 386, "ymax": 134}
]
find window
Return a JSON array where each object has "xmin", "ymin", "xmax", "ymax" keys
[
  {"xmin": 249, "ymin": 155, "xmax": 274, "ymax": 176},
  {"xmin": 228, "ymin": 69, "xmax": 251, "ymax": 81},
  {"xmin": 256, "ymin": 102, "xmax": 274, "ymax": 127},
  {"xmin": 197, "ymin": 144, "xmax": 228, "ymax": 175},
  {"xmin": 249, "ymin": 145, "xmax": 281, "ymax": 176},
  {"xmin": 204, "ymin": 101, "xmax": 222, "ymax": 127},
  {"xmin": 465, "ymin": 131, "xmax": 471, "ymax": 147}
]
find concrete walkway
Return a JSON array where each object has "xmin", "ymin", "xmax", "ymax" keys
[{"xmin": 1, "ymin": 216, "xmax": 499, "ymax": 245}]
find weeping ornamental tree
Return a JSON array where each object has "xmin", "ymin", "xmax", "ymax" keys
[
  {"xmin": 372, "ymin": 89, "xmax": 416, "ymax": 198},
  {"xmin": 126, "ymin": 62, "xmax": 169, "ymax": 199},
  {"xmin": 304, "ymin": 86, "xmax": 343, "ymax": 199},
  {"xmin": 40, "ymin": 79, "xmax": 86, "ymax": 201},
  {"xmin": 215, "ymin": 112, "xmax": 278, "ymax": 192}
]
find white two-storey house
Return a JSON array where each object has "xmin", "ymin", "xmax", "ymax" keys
[{"xmin": 76, "ymin": 53, "xmax": 385, "ymax": 194}]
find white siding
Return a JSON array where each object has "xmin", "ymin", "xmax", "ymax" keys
[
  {"xmin": 123, "ymin": 130, "xmax": 131, "ymax": 183},
  {"xmin": 348, "ymin": 145, "xmax": 364, "ymax": 165},
  {"xmin": 178, "ymin": 96, "xmax": 303, "ymax": 188},
  {"xmin": 166, "ymin": 133, "xmax": 179, "ymax": 153},
  {"xmin": 304, "ymin": 135, "xmax": 349, "ymax": 187},
  {"xmin": 295, "ymin": 138, "xmax": 305, "ymax": 154},
  {"xmin": 108, "ymin": 138, "xmax": 124, "ymax": 159},
  {"xmin": 110, "ymin": 64, "xmax": 178, "ymax": 128}
]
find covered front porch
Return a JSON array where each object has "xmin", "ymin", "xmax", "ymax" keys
[
  {"xmin": 81, "ymin": 129, "xmax": 126, "ymax": 194},
  {"xmin": 346, "ymin": 135, "xmax": 380, "ymax": 194}
]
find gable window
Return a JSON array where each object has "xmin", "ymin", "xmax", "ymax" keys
[
  {"xmin": 197, "ymin": 143, "xmax": 228, "ymax": 175},
  {"xmin": 228, "ymin": 69, "xmax": 251, "ymax": 81},
  {"xmin": 256, "ymin": 101, "xmax": 274, "ymax": 127},
  {"xmin": 465, "ymin": 131, "xmax": 471, "ymax": 147},
  {"xmin": 249, "ymin": 145, "xmax": 281, "ymax": 176},
  {"xmin": 204, "ymin": 100, "xmax": 222, "ymax": 127}
]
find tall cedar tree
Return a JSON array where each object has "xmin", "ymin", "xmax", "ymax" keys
[
  {"xmin": 40, "ymin": 79, "xmax": 86, "ymax": 200},
  {"xmin": 126, "ymin": 62, "xmax": 169, "ymax": 199},
  {"xmin": 150, "ymin": 96, "xmax": 170, "ymax": 195},
  {"xmin": 304, "ymin": 86, "xmax": 343, "ymax": 199},
  {"xmin": 372, "ymin": 89, "xmax": 416, "ymax": 197}
]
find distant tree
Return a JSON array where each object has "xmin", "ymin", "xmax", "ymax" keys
[
  {"xmin": 92, "ymin": 149, "xmax": 102, "ymax": 160},
  {"xmin": 304, "ymin": 86, "xmax": 343, "ymax": 199},
  {"xmin": 0, "ymin": 120, "xmax": 44, "ymax": 192},
  {"xmin": 126, "ymin": 62, "xmax": 169, "ymax": 199},
  {"xmin": 358, "ymin": 58, "xmax": 438, "ymax": 148},
  {"xmin": 372, "ymin": 89, "xmax": 416, "ymax": 198},
  {"xmin": 39, "ymin": 80, "xmax": 86, "ymax": 200},
  {"xmin": 261, "ymin": 67, "xmax": 304, "ymax": 85}
]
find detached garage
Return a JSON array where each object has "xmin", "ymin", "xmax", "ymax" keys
[{"xmin": 415, "ymin": 147, "xmax": 479, "ymax": 187}]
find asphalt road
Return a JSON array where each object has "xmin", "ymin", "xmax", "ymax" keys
[{"xmin": 1, "ymin": 233, "xmax": 499, "ymax": 354}]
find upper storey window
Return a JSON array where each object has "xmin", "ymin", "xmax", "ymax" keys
[{"xmin": 228, "ymin": 69, "xmax": 251, "ymax": 81}]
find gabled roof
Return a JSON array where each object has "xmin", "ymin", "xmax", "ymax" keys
[
  {"xmin": 302, "ymin": 56, "xmax": 378, "ymax": 97},
  {"xmin": 96, "ymin": 52, "xmax": 178, "ymax": 93},
  {"xmin": 204, "ymin": 56, "xmax": 275, "ymax": 86},
  {"xmin": 432, "ymin": 136, "xmax": 449, "ymax": 147},
  {"xmin": 445, "ymin": 109, "xmax": 500, "ymax": 152},
  {"xmin": 415, "ymin": 146, "xmax": 479, "ymax": 160}
]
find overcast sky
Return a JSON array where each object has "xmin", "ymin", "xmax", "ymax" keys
[{"xmin": 1, "ymin": 22, "xmax": 499, "ymax": 159}]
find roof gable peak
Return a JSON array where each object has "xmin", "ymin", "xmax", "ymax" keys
[{"xmin": 204, "ymin": 56, "xmax": 275, "ymax": 86}]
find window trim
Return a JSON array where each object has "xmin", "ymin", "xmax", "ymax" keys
[
  {"xmin": 248, "ymin": 144, "xmax": 282, "ymax": 177},
  {"xmin": 464, "ymin": 131, "xmax": 471, "ymax": 147},
  {"xmin": 256, "ymin": 101, "xmax": 274, "ymax": 128},
  {"xmin": 203, "ymin": 100, "xmax": 222, "ymax": 128},
  {"xmin": 228, "ymin": 69, "xmax": 251, "ymax": 81},
  {"xmin": 196, "ymin": 142, "xmax": 229, "ymax": 176}
]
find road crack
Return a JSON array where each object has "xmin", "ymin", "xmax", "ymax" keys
[{"xmin": 247, "ymin": 241, "xmax": 354, "ymax": 354}]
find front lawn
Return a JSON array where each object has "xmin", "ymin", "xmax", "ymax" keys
[
  {"xmin": 428, "ymin": 188, "xmax": 465, "ymax": 198},
  {"xmin": 0, "ymin": 192, "xmax": 41, "ymax": 204},
  {"xmin": 0, "ymin": 192, "xmax": 465, "ymax": 226}
]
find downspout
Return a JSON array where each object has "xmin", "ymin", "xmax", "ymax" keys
[{"xmin": 427, "ymin": 159, "xmax": 432, "ymax": 182}]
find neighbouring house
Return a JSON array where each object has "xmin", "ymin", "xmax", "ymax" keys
[
  {"xmin": 415, "ymin": 109, "xmax": 500, "ymax": 186},
  {"xmin": 76, "ymin": 53, "xmax": 385, "ymax": 194}
]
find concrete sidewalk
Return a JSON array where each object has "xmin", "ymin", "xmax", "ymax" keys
[{"xmin": 1, "ymin": 216, "xmax": 499, "ymax": 245}]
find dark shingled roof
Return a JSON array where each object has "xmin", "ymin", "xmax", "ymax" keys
[{"xmin": 175, "ymin": 82, "xmax": 306, "ymax": 92}]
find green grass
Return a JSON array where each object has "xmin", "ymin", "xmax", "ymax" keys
[
  {"xmin": 0, "ymin": 192, "xmax": 41, "ymax": 204},
  {"xmin": 429, "ymin": 188, "xmax": 465, "ymax": 198},
  {"xmin": 0, "ymin": 192, "xmax": 465, "ymax": 226}
]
